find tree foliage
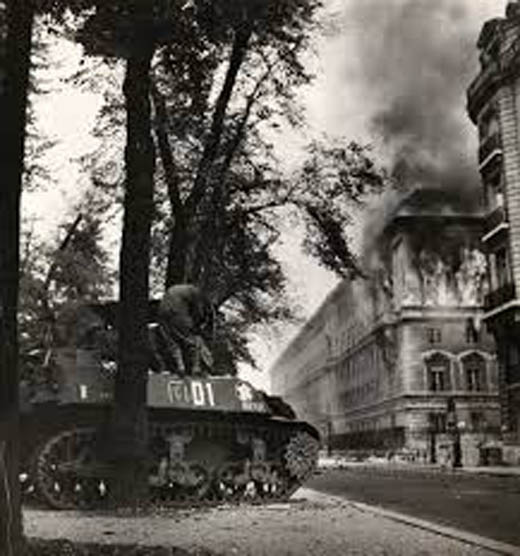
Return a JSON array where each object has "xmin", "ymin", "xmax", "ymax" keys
[
  {"xmin": 145, "ymin": 1, "xmax": 385, "ymax": 369},
  {"xmin": 19, "ymin": 209, "xmax": 115, "ymax": 389},
  {"xmin": 24, "ymin": 0, "xmax": 389, "ymax": 376},
  {"xmin": 57, "ymin": 0, "xmax": 387, "ymax": 372}
]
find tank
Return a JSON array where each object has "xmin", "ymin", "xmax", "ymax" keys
[{"xmin": 19, "ymin": 301, "xmax": 320, "ymax": 509}]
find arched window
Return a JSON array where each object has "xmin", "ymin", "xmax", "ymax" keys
[
  {"xmin": 425, "ymin": 353, "xmax": 451, "ymax": 392},
  {"xmin": 461, "ymin": 352, "xmax": 487, "ymax": 392}
]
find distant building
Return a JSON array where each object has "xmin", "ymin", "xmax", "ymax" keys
[
  {"xmin": 270, "ymin": 191, "xmax": 500, "ymax": 466},
  {"xmin": 466, "ymin": 0, "xmax": 520, "ymax": 465}
]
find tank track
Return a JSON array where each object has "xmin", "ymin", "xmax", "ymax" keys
[{"xmin": 30, "ymin": 414, "xmax": 319, "ymax": 510}]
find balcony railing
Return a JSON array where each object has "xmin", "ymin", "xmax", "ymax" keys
[
  {"xmin": 484, "ymin": 282, "xmax": 516, "ymax": 310},
  {"xmin": 468, "ymin": 33, "xmax": 520, "ymax": 119},
  {"xmin": 468, "ymin": 61, "xmax": 499, "ymax": 101},
  {"xmin": 479, "ymin": 133, "xmax": 502, "ymax": 165},
  {"xmin": 467, "ymin": 61, "xmax": 500, "ymax": 121},
  {"xmin": 500, "ymin": 35, "xmax": 520, "ymax": 75},
  {"xmin": 484, "ymin": 205, "xmax": 507, "ymax": 233}
]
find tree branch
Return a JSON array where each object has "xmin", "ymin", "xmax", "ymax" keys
[
  {"xmin": 184, "ymin": 23, "xmax": 253, "ymax": 216},
  {"xmin": 150, "ymin": 80, "xmax": 182, "ymax": 215},
  {"xmin": 42, "ymin": 213, "xmax": 83, "ymax": 297},
  {"xmin": 217, "ymin": 39, "xmax": 304, "ymax": 188}
]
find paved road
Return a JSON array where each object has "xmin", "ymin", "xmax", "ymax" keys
[
  {"xmin": 308, "ymin": 465, "xmax": 520, "ymax": 547},
  {"xmin": 25, "ymin": 490, "xmax": 503, "ymax": 555}
]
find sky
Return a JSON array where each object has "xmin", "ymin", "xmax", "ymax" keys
[{"xmin": 26, "ymin": 0, "xmax": 506, "ymax": 391}]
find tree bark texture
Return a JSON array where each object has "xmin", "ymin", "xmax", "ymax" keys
[
  {"xmin": 0, "ymin": 0, "xmax": 33, "ymax": 552},
  {"xmin": 111, "ymin": 37, "xmax": 156, "ymax": 505}
]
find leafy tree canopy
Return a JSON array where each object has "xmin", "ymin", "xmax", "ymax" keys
[
  {"xmin": 29, "ymin": 0, "xmax": 388, "ymax": 372},
  {"xmin": 19, "ymin": 202, "xmax": 115, "ymax": 387}
]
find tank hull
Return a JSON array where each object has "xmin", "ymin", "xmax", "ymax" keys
[
  {"xmin": 19, "ymin": 301, "xmax": 320, "ymax": 509},
  {"xmin": 20, "ymin": 377, "xmax": 319, "ymax": 509}
]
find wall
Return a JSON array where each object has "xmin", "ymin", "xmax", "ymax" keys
[{"xmin": 269, "ymin": 200, "xmax": 500, "ymax": 463}]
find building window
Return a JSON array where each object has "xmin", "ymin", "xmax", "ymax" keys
[
  {"xmin": 462, "ymin": 352, "xmax": 486, "ymax": 392},
  {"xmin": 429, "ymin": 412, "xmax": 447, "ymax": 433},
  {"xmin": 430, "ymin": 367, "xmax": 446, "ymax": 391},
  {"xmin": 484, "ymin": 169, "xmax": 504, "ymax": 211},
  {"xmin": 509, "ymin": 344, "xmax": 519, "ymax": 366},
  {"xmin": 467, "ymin": 368, "xmax": 481, "ymax": 391},
  {"xmin": 426, "ymin": 353, "xmax": 451, "ymax": 392},
  {"xmin": 507, "ymin": 344, "xmax": 520, "ymax": 385},
  {"xmin": 426, "ymin": 328, "xmax": 442, "ymax": 344},
  {"xmin": 478, "ymin": 103, "xmax": 500, "ymax": 141},
  {"xmin": 470, "ymin": 412, "xmax": 485, "ymax": 432},
  {"xmin": 495, "ymin": 247, "xmax": 511, "ymax": 288},
  {"xmin": 465, "ymin": 318, "xmax": 480, "ymax": 344}
]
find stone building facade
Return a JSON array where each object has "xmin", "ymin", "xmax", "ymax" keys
[
  {"xmin": 467, "ymin": 0, "xmax": 520, "ymax": 465},
  {"xmin": 270, "ymin": 191, "xmax": 500, "ymax": 466}
]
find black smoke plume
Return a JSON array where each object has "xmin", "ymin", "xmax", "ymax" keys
[{"xmin": 344, "ymin": 0, "xmax": 492, "ymax": 209}]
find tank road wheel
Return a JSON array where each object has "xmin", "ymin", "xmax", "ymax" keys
[
  {"xmin": 216, "ymin": 461, "xmax": 290, "ymax": 502},
  {"xmin": 251, "ymin": 463, "xmax": 288, "ymax": 501},
  {"xmin": 172, "ymin": 462, "xmax": 211, "ymax": 503},
  {"xmin": 153, "ymin": 461, "xmax": 211, "ymax": 504},
  {"xmin": 34, "ymin": 428, "xmax": 108, "ymax": 510},
  {"xmin": 215, "ymin": 461, "xmax": 250, "ymax": 501},
  {"xmin": 284, "ymin": 431, "xmax": 320, "ymax": 493},
  {"xmin": 19, "ymin": 447, "xmax": 41, "ymax": 503}
]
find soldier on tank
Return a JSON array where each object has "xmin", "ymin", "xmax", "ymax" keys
[{"xmin": 157, "ymin": 284, "xmax": 214, "ymax": 376}]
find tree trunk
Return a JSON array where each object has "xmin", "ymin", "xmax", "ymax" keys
[
  {"xmin": 110, "ymin": 37, "xmax": 156, "ymax": 507},
  {"xmin": 165, "ymin": 221, "xmax": 189, "ymax": 287},
  {"xmin": 0, "ymin": 0, "xmax": 33, "ymax": 553}
]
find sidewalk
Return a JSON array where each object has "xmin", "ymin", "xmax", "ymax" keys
[
  {"xmin": 301, "ymin": 489, "xmax": 520, "ymax": 556},
  {"xmin": 318, "ymin": 455, "xmax": 520, "ymax": 477},
  {"xmin": 459, "ymin": 465, "xmax": 520, "ymax": 477},
  {"xmin": 25, "ymin": 488, "xmax": 518, "ymax": 555}
]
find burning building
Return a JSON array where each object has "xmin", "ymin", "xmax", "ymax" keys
[
  {"xmin": 467, "ymin": 0, "xmax": 520, "ymax": 465},
  {"xmin": 269, "ymin": 190, "xmax": 500, "ymax": 466}
]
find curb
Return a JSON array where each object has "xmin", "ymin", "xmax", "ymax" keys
[
  {"xmin": 318, "ymin": 462, "xmax": 520, "ymax": 479},
  {"xmin": 299, "ymin": 488, "xmax": 520, "ymax": 556},
  {"xmin": 458, "ymin": 468, "xmax": 520, "ymax": 479}
]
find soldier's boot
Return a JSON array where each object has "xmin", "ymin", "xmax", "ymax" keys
[
  {"xmin": 184, "ymin": 339, "xmax": 202, "ymax": 376},
  {"xmin": 174, "ymin": 347, "xmax": 187, "ymax": 376},
  {"xmin": 191, "ymin": 350, "xmax": 202, "ymax": 377},
  {"xmin": 159, "ymin": 324, "xmax": 186, "ymax": 375}
]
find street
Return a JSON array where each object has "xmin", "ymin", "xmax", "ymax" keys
[
  {"xmin": 308, "ymin": 464, "xmax": 520, "ymax": 547},
  {"xmin": 25, "ymin": 488, "xmax": 507, "ymax": 555}
]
